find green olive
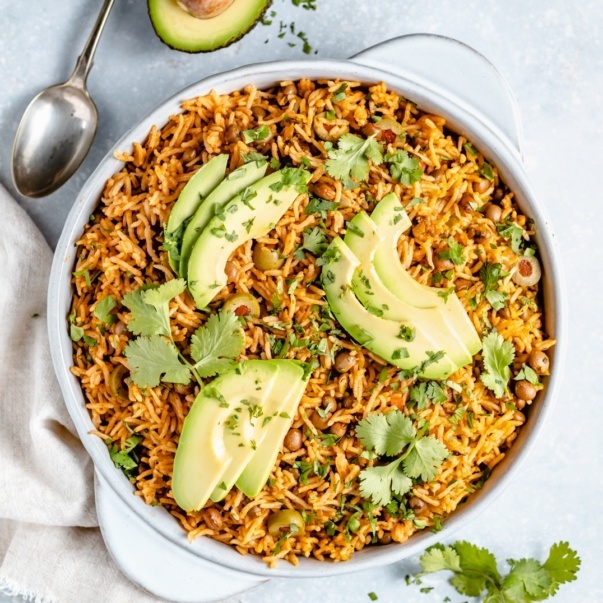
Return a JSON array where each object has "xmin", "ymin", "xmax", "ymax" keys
[
  {"xmin": 375, "ymin": 117, "xmax": 404, "ymax": 136},
  {"xmin": 253, "ymin": 244, "xmax": 285, "ymax": 271},
  {"xmin": 512, "ymin": 256, "xmax": 541, "ymax": 287},
  {"xmin": 267, "ymin": 509, "xmax": 306, "ymax": 536},
  {"xmin": 109, "ymin": 364, "xmax": 129, "ymax": 399},
  {"xmin": 223, "ymin": 292, "xmax": 260, "ymax": 318}
]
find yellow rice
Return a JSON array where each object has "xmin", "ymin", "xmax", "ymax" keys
[{"xmin": 70, "ymin": 79, "xmax": 554, "ymax": 566}]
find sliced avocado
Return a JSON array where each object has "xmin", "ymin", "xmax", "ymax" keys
[
  {"xmin": 208, "ymin": 361, "xmax": 281, "ymax": 502},
  {"xmin": 179, "ymin": 160, "xmax": 267, "ymax": 278},
  {"xmin": 236, "ymin": 360, "xmax": 306, "ymax": 498},
  {"xmin": 322, "ymin": 238, "xmax": 456, "ymax": 380},
  {"xmin": 172, "ymin": 360, "xmax": 278, "ymax": 512},
  {"xmin": 371, "ymin": 194, "xmax": 482, "ymax": 356},
  {"xmin": 344, "ymin": 212, "xmax": 473, "ymax": 368},
  {"xmin": 211, "ymin": 360, "xmax": 306, "ymax": 501},
  {"xmin": 187, "ymin": 167, "xmax": 310, "ymax": 309},
  {"xmin": 148, "ymin": 0, "xmax": 272, "ymax": 53},
  {"xmin": 164, "ymin": 154, "xmax": 228, "ymax": 272}
]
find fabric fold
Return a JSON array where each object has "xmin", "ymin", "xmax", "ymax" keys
[{"xmin": 0, "ymin": 185, "xmax": 165, "ymax": 603}]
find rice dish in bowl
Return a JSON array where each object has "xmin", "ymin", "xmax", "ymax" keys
[{"xmin": 68, "ymin": 78, "xmax": 554, "ymax": 568}]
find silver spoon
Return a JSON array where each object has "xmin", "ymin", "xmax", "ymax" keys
[{"xmin": 12, "ymin": 0, "xmax": 116, "ymax": 199}]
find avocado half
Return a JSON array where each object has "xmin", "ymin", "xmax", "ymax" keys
[{"xmin": 148, "ymin": 0, "xmax": 272, "ymax": 53}]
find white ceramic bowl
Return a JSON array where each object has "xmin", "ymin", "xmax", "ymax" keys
[{"xmin": 48, "ymin": 34, "xmax": 566, "ymax": 603}]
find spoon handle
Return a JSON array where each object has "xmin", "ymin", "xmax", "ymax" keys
[{"xmin": 69, "ymin": 0, "xmax": 116, "ymax": 87}]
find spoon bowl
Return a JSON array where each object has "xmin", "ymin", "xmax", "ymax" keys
[{"xmin": 12, "ymin": 83, "xmax": 98, "ymax": 198}]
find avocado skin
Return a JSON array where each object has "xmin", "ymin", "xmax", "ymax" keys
[{"xmin": 147, "ymin": 0, "xmax": 273, "ymax": 53}]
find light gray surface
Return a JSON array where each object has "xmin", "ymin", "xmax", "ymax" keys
[{"xmin": 1, "ymin": 1, "xmax": 601, "ymax": 602}]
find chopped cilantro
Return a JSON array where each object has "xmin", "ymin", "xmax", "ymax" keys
[
  {"xmin": 242, "ymin": 125, "xmax": 270, "ymax": 144},
  {"xmin": 497, "ymin": 221, "xmax": 525, "ymax": 253},
  {"xmin": 406, "ymin": 197, "xmax": 425, "ymax": 208},
  {"xmin": 107, "ymin": 435, "xmax": 143, "ymax": 478},
  {"xmin": 437, "ymin": 287, "xmax": 455, "ymax": 303},
  {"xmin": 304, "ymin": 196, "xmax": 338, "ymax": 218},
  {"xmin": 480, "ymin": 162, "xmax": 495, "ymax": 181},
  {"xmin": 331, "ymin": 83, "xmax": 348, "ymax": 102},
  {"xmin": 241, "ymin": 151, "xmax": 268, "ymax": 163},
  {"xmin": 439, "ymin": 237, "xmax": 464, "ymax": 266},
  {"xmin": 480, "ymin": 330, "xmax": 515, "ymax": 398},
  {"xmin": 515, "ymin": 365, "xmax": 541, "ymax": 385},
  {"xmin": 94, "ymin": 295, "xmax": 117, "ymax": 325},
  {"xmin": 301, "ymin": 226, "xmax": 329, "ymax": 256},
  {"xmin": 386, "ymin": 151, "xmax": 423, "ymax": 185}
]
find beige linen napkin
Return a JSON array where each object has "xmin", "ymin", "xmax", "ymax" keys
[{"xmin": 0, "ymin": 184, "xmax": 164, "ymax": 603}]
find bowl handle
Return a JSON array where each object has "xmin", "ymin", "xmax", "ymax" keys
[
  {"xmin": 95, "ymin": 470, "xmax": 266, "ymax": 603},
  {"xmin": 351, "ymin": 34, "xmax": 524, "ymax": 158}
]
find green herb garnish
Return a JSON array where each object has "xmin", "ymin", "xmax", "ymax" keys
[
  {"xmin": 242, "ymin": 125, "xmax": 270, "ymax": 143},
  {"xmin": 356, "ymin": 410, "xmax": 448, "ymax": 506},
  {"xmin": 480, "ymin": 330, "xmax": 515, "ymax": 398},
  {"xmin": 123, "ymin": 281, "xmax": 244, "ymax": 388},
  {"xmin": 417, "ymin": 540, "xmax": 580, "ymax": 602},
  {"xmin": 325, "ymin": 133, "xmax": 383, "ymax": 183},
  {"xmin": 386, "ymin": 151, "xmax": 423, "ymax": 185}
]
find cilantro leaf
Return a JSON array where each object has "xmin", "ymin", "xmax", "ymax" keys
[
  {"xmin": 325, "ymin": 133, "xmax": 383, "ymax": 182},
  {"xmin": 123, "ymin": 279, "xmax": 186, "ymax": 337},
  {"xmin": 420, "ymin": 545, "xmax": 462, "ymax": 573},
  {"xmin": 542, "ymin": 542, "xmax": 581, "ymax": 587},
  {"xmin": 480, "ymin": 262, "xmax": 509, "ymax": 310},
  {"xmin": 454, "ymin": 541, "xmax": 501, "ymax": 580},
  {"xmin": 386, "ymin": 151, "xmax": 423, "ymax": 185},
  {"xmin": 143, "ymin": 278, "xmax": 187, "ymax": 308},
  {"xmin": 450, "ymin": 573, "xmax": 490, "ymax": 597},
  {"xmin": 439, "ymin": 237, "xmax": 465, "ymax": 266},
  {"xmin": 403, "ymin": 437, "xmax": 449, "ymax": 481},
  {"xmin": 301, "ymin": 226, "xmax": 329, "ymax": 256},
  {"xmin": 107, "ymin": 434, "xmax": 143, "ymax": 478},
  {"xmin": 497, "ymin": 221, "xmax": 525, "ymax": 253},
  {"xmin": 123, "ymin": 287, "xmax": 167, "ymax": 337},
  {"xmin": 485, "ymin": 290, "xmax": 509, "ymax": 311},
  {"xmin": 356, "ymin": 410, "xmax": 415, "ymax": 456},
  {"xmin": 305, "ymin": 197, "xmax": 338, "ymax": 218},
  {"xmin": 242, "ymin": 125, "xmax": 270, "ymax": 143},
  {"xmin": 503, "ymin": 558, "xmax": 552, "ymax": 599},
  {"xmin": 358, "ymin": 460, "xmax": 412, "ymax": 506},
  {"xmin": 125, "ymin": 335, "xmax": 191, "ymax": 388},
  {"xmin": 94, "ymin": 295, "xmax": 117, "ymax": 325},
  {"xmin": 190, "ymin": 310, "xmax": 245, "ymax": 378},
  {"xmin": 163, "ymin": 221, "xmax": 185, "ymax": 267},
  {"xmin": 480, "ymin": 331, "xmax": 515, "ymax": 398},
  {"xmin": 515, "ymin": 365, "xmax": 541, "ymax": 385},
  {"xmin": 426, "ymin": 381, "xmax": 448, "ymax": 404},
  {"xmin": 480, "ymin": 261, "xmax": 503, "ymax": 291}
]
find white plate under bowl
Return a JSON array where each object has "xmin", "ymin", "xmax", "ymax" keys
[{"xmin": 48, "ymin": 34, "xmax": 566, "ymax": 602}]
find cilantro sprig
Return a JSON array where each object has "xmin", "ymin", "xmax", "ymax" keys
[
  {"xmin": 356, "ymin": 410, "xmax": 448, "ymax": 506},
  {"xmin": 480, "ymin": 331, "xmax": 515, "ymax": 399},
  {"xmin": 123, "ymin": 280, "xmax": 244, "ymax": 388},
  {"xmin": 325, "ymin": 133, "xmax": 383, "ymax": 183},
  {"xmin": 417, "ymin": 540, "xmax": 580, "ymax": 602}
]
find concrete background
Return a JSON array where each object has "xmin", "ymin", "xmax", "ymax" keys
[{"xmin": 1, "ymin": 0, "xmax": 602, "ymax": 601}]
